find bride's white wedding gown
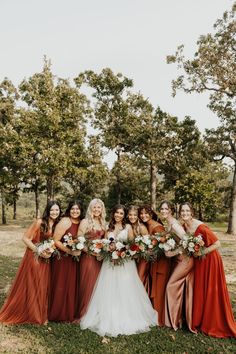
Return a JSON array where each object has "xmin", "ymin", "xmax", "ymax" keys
[{"xmin": 80, "ymin": 226, "xmax": 158, "ymax": 337}]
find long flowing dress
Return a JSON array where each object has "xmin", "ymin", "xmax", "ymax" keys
[
  {"xmin": 49, "ymin": 221, "xmax": 79, "ymax": 322},
  {"xmin": 0, "ymin": 219, "xmax": 51, "ymax": 324},
  {"xmin": 77, "ymin": 229, "xmax": 105, "ymax": 320},
  {"xmin": 80, "ymin": 227, "xmax": 158, "ymax": 337},
  {"xmin": 192, "ymin": 223, "xmax": 236, "ymax": 338},
  {"xmin": 165, "ymin": 220, "xmax": 194, "ymax": 332},
  {"xmin": 149, "ymin": 224, "xmax": 172, "ymax": 326}
]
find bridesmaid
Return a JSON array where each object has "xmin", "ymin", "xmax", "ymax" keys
[
  {"xmin": 49, "ymin": 199, "xmax": 82, "ymax": 322},
  {"xmin": 139, "ymin": 204, "xmax": 171, "ymax": 326},
  {"xmin": 160, "ymin": 201, "xmax": 195, "ymax": 332},
  {"xmin": 0, "ymin": 200, "xmax": 61, "ymax": 324},
  {"xmin": 180, "ymin": 202, "xmax": 236, "ymax": 338},
  {"xmin": 127, "ymin": 205, "xmax": 149, "ymax": 237},
  {"xmin": 76, "ymin": 198, "xmax": 106, "ymax": 320}
]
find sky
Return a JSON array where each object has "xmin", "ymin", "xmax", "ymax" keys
[{"xmin": 0, "ymin": 0, "xmax": 233, "ymax": 167}]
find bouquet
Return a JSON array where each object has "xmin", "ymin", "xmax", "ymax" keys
[
  {"xmin": 154, "ymin": 232, "xmax": 178, "ymax": 253},
  {"xmin": 180, "ymin": 233, "xmax": 205, "ymax": 257},
  {"xmin": 34, "ymin": 238, "xmax": 59, "ymax": 262},
  {"xmin": 89, "ymin": 237, "xmax": 130, "ymax": 266},
  {"xmin": 131, "ymin": 235, "xmax": 161, "ymax": 261},
  {"xmin": 62, "ymin": 233, "xmax": 86, "ymax": 261}
]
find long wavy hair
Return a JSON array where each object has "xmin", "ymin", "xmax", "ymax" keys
[
  {"xmin": 127, "ymin": 205, "xmax": 142, "ymax": 236},
  {"xmin": 85, "ymin": 198, "xmax": 106, "ymax": 231},
  {"xmin": 64, "ymin": 199, "xmax": 83, "ymax": 219},
  {"xmin": 40, "ymin": 200, "xmax": 62, "ymax": 234},
  {"xmin": 158, "ymin": 200, "xmax": 176, "ymax": 215},
  {"xmin": 179, "ymin": 202, "xmax": 195, "ymax": 217},
  {"xmin": 108, "ymin": 204, "xmax": 126, "ymax": 231}
]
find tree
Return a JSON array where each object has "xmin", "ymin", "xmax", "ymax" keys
[
  {"xmin": 19, "ymin": 58, "xmax": 90, "ymax": 215},
  {"xmin": 167, "ymin": 3, "xmax": 236, "ymax": 233}
]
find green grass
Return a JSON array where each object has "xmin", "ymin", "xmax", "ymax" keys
[{"xmin": 0, "ymin": 255, "xmax": 236, "ymax": 354}]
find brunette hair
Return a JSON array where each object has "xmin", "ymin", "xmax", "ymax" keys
[
  {"xmin": 138, "ymin": 204, "xmax": 158, "ymax": 221},
  {"xmin": 158, "ymin": 200, "xmax": 176, "ymax": 215},
  {"xmin": 179, "ymin": 202, "xmax": 195, "ymax": 216},
  {"xmin": 64, "ymin": 199, "xmax": 83, "ymax": 219},
  {"xmin": 41, "ymin": 200, "xmax": 62, "ymax": 234},
  {"xmin": 108, "ymin": 204, "xmax": 126, "ymax": 231}
]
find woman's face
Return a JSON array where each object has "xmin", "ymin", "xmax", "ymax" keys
[
  {"xmin": 92, "ymin": 203, "xmax": 102, "ymax": 217},
  {"xmin": 139, "ymin": 209, "xmax": 151, "ymax": 223},
  {"xmin": 128, "ymin": 210, "xmax": 138, "ymax": 224},
  {"xmin": 114, "ymin": 208, "xmax": 125, "ymax": 223},
  {"xmin": 160, "ymin": 203, "xmax": 172, "ymax": 219},
  {"xmin": 180, "ymin": 204, "xmax": 192, "ymax": 222},
  {"xmin": 70, "ymin": 204, "xmax": 81, "ymax": 219},
  {"xmin": 49, "ymin": 204, "xmax": 60, "ymax": 220}
]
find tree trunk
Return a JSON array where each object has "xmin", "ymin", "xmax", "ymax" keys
[
  {"xmin": 227, "ymin": 162, "xmax": 236, "ymax": 235},
  {"xmin": 116, "ymin": 149, "xmax": 121, "ymax": 204},
  {"xmin": 47, "ymin": 177, "xmax": 54, "ymax": 201},
  {"xmin": 13, "ymin": 199, "xmax": 17, "ymax": 220},
  {"xmin": 198, "ymin": 203, "xmax": 203, "ymax": 220},
  {"xmin": 150, "ymin": 160, "xmax": 157, "ymax": 210},
  {"xmin": 34, "ymin": 183, "xmax": 40, "ymax": 218},
  {"xmin": 1, "ymin": 191, "xmax": 7, "ymax": 224}
]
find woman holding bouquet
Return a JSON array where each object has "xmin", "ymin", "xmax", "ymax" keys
[
  {"xmin": 0, "ymin": 200, "xmax": 61, "ymax": 324},
  {"xmin": 138, "ymin": 204, "xmax": 171, "ymax": 326},
  {"xmin": 179, "ymin": 202, "xmax": 236, "ymax": 338},
  {"xmin": 49, "ymin": 200, "xmax": 82, "ymax": 322},
  {"xmin": 80, "ymin": 204, "xmax": 157, "ymax": 337},
  {"xmin": 76, "ymin": 198, "xmax": 106, "ymax": 320},
  {"xmin": 160, "ymin": 200, "xmax": 195, "ymax": 332}
]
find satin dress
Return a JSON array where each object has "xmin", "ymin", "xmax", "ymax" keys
[
  {"xmin": 0, "ymin": 219, "xmax": 52, "ymax": 324},
  {"xmin": 76, "ymin": 229, "xmax": 105, "ymax": 320},
  {"xmin": 49, "ymin": 221, "xmax": 79, "ymax": 322},
  {"xmin": 165, "ymin": 220, "xmax": 194, "ymax": 332},
  {"xmin": 192, "ymin": 223, "xmax": 236, "ymax": 338}
]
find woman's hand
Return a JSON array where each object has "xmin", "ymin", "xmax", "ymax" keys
[
  {"xmin": 69, "ymin": 250, "xmax": 81, "ymax": 257},
  {"xmin": 39, "ymin": 250, "xmax": 52, "ymax": 259}
]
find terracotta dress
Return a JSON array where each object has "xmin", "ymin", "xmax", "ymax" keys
[
  {"xmin": 192, "ymin": 223, "xmax": 236, "ymax": 338},
  {"xmin": 0, "ymin": 219, "xmax": 51, "ymax": 324},
  {"xmin": 49, "ymin": 222, "xmax": 79, "ymax": 322},
  {"xmin": 77, "ymin": 229, "xmax": 105, "ymax": 320},
  {"xmin": 165, "ymin": 220, "xmax": 195, "ymax": 332},
  {"xmin": 149, "ymin": 223, "xmax": 171, "ymax": 326}
]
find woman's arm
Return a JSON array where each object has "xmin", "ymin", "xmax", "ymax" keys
[
  {"xmin": 127, "ymin": 224, "xmax": 134, "ymax": 241},
  {"xmin": 201, "ymin": 240, "xmax": 221, "ymax": 256},
  {"xmin": 53, "ymin": 218, "xmax": 80, "ymax": 256},
  {"xmin": 140, "ymin": 223, "xmax": 149, "ymax": 236},
  {"xmin": 22, "ymin": 219, "xmax": 41, "ymax": 252},
  {"xmin": 77, "ymin": 219, "xmax": 88, "ymax": 236}
]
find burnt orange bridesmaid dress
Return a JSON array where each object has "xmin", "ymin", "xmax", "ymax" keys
[
  {"xmin": 193, "ymin": 223, "xmax": 236, "ymax": 338},
  {"xmin": 49, "ymin": 222, "xmax": 79, "ymax": 322},
  {"xmin": 0, "ymin": 219, "xmax": 51, "ymax": 324},
  {"xmin": 149, "ymin": 223, "xmax": 171, "ymax": 326},
  {"xmin": 77, "ymin": 229, "xmax": 105, "ymax": 320}
]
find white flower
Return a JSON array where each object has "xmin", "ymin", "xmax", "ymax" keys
[
  {"xmin": 163, "ymin": 243, "xmax": 172, "ymax": 251},
  {"xmin": 188, "ymin": 242, "xmax": 195, "ymax": 248},
  {"xmin": 116, "ymin": 241, "xmax": 124, "ymax": 250},
  {"xmin": 112, "ymin": 251, "xmax": 119, "ymax": 259},
  {"xmin": 77, "ymin": 236, "xmax": 86, "ymax": 243},
  {"xmin": 167, "ymin": 239, "xmax": 176, "ymax": 249},
  {"xmin": 76, "ymin": 243, "xmax": 84, "ymax": 250}
]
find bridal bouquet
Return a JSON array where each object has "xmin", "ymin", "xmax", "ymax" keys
[
  {"xmin": 34, "ymin": 238, "xmax": 59, "ymax": 262},
  {"xmin": 180, "ymin": 234, "xmax": 205, "ymax": 257},
  {"xmin": 89, "ymin": 237, "xmax": 130, "ymax": 266}
]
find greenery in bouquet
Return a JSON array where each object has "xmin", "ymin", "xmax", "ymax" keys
[
  {"xmin": 34, "ymin": 238, "xmax": 60, "ymax": 262},
  {"xmin": 180, "ymin": 233, "xmax": 205, "ymax": 257}
]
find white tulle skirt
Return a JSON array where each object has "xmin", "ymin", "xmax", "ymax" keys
[{"xmin": 80, "ymin": 259, "xmax": 158, "ymax": 337}]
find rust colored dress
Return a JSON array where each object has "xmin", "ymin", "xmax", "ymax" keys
[
  {"xmin": 77, "ymin": 229, "xmax": 105, "ymax": 320},
  {"xmin": 149, "ymin": 223, "xmax": 171, "ymax": 326},
  {"xmin": 192, "ymin": 223, "xmax": 236, "ymax": 338},
  {"xmin": 49, "ymin": 221, "xmax": 79, "ymax": 322},
  {"xmin": 165, "ymin": 220, "xmax": 195, "ymax": 332},
  {"xmin": 0, "ymin": 219, "xmax": 51, "ymax": 324}
]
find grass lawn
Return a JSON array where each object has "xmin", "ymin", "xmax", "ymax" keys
[{"xmin": 0, "ymin": 223, "xmax": 236, "ymax": 354}]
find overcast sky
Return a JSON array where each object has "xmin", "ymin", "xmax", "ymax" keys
[{"xmin": 1, "ymin": 0, "xmax": 233, "ymax": 166}]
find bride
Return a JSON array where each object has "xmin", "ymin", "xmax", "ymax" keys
[{"xmin": 80, "ymin": 204, "xmax": 158, "ymax": 337}]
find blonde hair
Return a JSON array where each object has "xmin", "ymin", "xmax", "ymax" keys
[
  {"xmin": 127, "ymin": 205, "xmax": 141, "ymax": 236},
  {"xmin": 85, "ymin": 198, "xmax": 106, "ymax": 231}
]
